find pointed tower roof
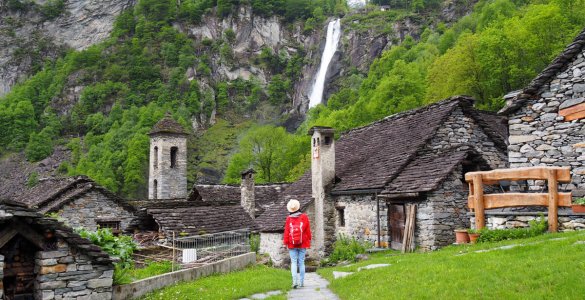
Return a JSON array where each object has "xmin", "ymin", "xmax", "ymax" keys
[{"xmin": 148, "ymin": 112, "xmax": 189, "ymax": 136}]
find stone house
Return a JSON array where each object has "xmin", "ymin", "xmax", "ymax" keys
[
  {"xmin": 256, "ymin": 96, "xmax": 508, "ymax": 265},
  {"xmin": 492, "ymin": 28, "xmax": 585, "ymax": 229},
  {"xmin": 0, "ymin": 200, "xmax": 114, "ymax": 300},
  {"xmin": 9, "ymin": 176, "xmax": 136, "ymax": 233}
]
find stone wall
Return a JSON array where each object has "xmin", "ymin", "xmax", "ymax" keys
[
  {"xmin": 35, "ymin": 242, "xmax": 113, "ymax": 300},
  {"xmin": 113, "ymin": 253, "xmax": 255, "ymax": 300},
  {"xmin": 416, "ymin": 166, "xmax": 470, "ymax": 251},
  {"xmin": 58, "ymin": 190, "xmax": 135, "ymax": 231},
  {"xmin": 334, "ymin": 194, "xmax": 388, "ymax": 247},
  {"xmin": 424, "ymin": 106, "xmax": 508, "ymax": 169},
  {"xmin": 0, "ymin": 254, "xmax": 4, "ymax": 300},
  {"xmin": 149, "ymin": 134, "xmax": 188, "ymax": 199},
  {"xmin": 473, "ymin": 211, "xmax": 585, "ymax": 231},
  {"xmin": 259, "ymin": 233, "xmax": 288, "ymax": 267},
  {"xmin": 507, "ymin": 50, "xmax": 585, "ymax": 195}
]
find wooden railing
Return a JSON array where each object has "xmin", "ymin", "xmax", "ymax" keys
[{"xmin": 465, "ymin": 166, "xmax": 572, "ymax": 232}]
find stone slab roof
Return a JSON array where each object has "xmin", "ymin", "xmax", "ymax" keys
[
  {"xmin": 256, "ymin": 96, "xmax": 507, "ymax": 232},
  {"xmin": 381, "ymin": 149, "xmax": 473, "ymax": 194},
  {"xmin": 187, "ymin": 183, "xmax": 288, "ymax": 212},
  {"xmin": 255, "ymin": 173, "xmax": 313, "ymax": 232},
  {"xmin": 10, "ymin": 176, "xmax": 135, "ymax": 214},
  {"xmin": 188, "ymin": 184, "xmax": 241, "ymax": 204},
  {"xmin": 0, "ymin": 200, "xmax": 113, "ymax": 265},
  {"xmin": 148, "ymin": 114, "xmax": 188, "ymax": 136},
  {"xmin": 147, "ymin": 204, "xmax": 257, "ymax": 235},
  {"xmin": 500, "ymin": 28, "xmax": 585, "ymax": 114},
  {"xmin": 332, "ymin": 97, "xmax": 465, "ymax": 192}
]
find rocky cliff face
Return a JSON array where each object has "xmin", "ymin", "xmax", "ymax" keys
[
  {"xmin": 175, "ymin": 5, "xmax": 323, "ymax": 122},
  {"xmin": 0, "ymin": 0, "xmax": 134, "ymax": 96}
]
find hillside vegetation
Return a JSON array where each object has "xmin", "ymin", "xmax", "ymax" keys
[
  {"xmin": 223, "ymin": 0, "xmax": 585, "ymax": 184},
  {"xmin": 3, "ymin": 0, "xmax": 585, "ymax": 195},
  {"xmin": 304, "ymin": 0, "xmax": 585, "ymax": 132},
  {"xmin": 0, "ymin": 0, "xmax": 345, "ymax": 197}
]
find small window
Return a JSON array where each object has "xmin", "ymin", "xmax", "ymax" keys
[
  {"xmin": 170, "ymin": 146, "xmax": 178, "ymax": 168},
  {"xmin": 97, "ymin": 221, "xmax": 121, "ymax": 234},
  {"xmin": 337, "ymin": 207, "xmax": 345, "ymax": 227},
  {"xmin": 153, "ymin": 179, "xmax": 158, "ymax": 199},
  {"xmin": 324, "ymin": 136, "xmax": 332, "ymax": 146},
  {"xmin": 154, "ymin": 146, "xmax": 158, "ymax": 169}
]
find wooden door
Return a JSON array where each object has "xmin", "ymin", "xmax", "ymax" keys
[{"xmin": 388, "ymin": 204, "xmax": 405, "ymax": 250}]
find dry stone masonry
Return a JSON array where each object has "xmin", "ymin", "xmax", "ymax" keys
[
  {"xmin": 0, "ymin": 202, "xmax": 114, "ymax": 300},
  {"xmin": 35, "ymin": 248, "xmax": 113, "ymax": 300},
  {"xmin": 58, "ymin": 190, "xmax": 135, "ymax": 231},
  {"xmin": 507, "ymin": 50, "xmax": 585, "ymax": 195}
]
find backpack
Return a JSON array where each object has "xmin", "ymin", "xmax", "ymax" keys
[{"xmin": 289, "ymin": 217, "xmax": 303, "ymax": 246}]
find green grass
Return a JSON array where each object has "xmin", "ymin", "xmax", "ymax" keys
[
  {"xmin": 318, "ymin": 231, "xmax": 585, "ymax": 299},
  {"xmin": 129, "ymin": 261, "xmax": 174, "ymax": 282},
  {"xmin": 139, "ymin": 265, "xmax": 291, "ymax": 300}
]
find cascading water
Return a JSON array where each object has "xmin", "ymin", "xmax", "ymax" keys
[{"xmin": 308, "ymin": 19, "xmax": 341, "ymax": 108}]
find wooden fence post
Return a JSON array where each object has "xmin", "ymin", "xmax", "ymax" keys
[
  {"xmin": 472, "ymin": 174, "xmax": 485, "ymax": 229},
  {"xmin": 547, "ymin": 169, "xmax": 559, "ymax": 232}
]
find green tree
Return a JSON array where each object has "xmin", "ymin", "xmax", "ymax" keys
[
  {"xmin": 224, "ymin": 125, "xmax": 309, "ymax": 183},
  {"xmin": 25, "ymin": 130, "xmax": 53, "ymax": 162}
]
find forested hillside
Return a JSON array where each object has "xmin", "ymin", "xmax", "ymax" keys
[
  {"xmin": 2, "ymin": 0, "xmax": 583, "ymax": 198},
  {"xmin": 223, "ymin": 0, "xmax": 585, "ymax": 183},
  {"xmin": 0, "ymin": 0, "xmax": 347, "ymax": 198}
]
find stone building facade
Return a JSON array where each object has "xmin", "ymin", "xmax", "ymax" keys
[
  {"xmin": 11, "ymin": 176, "xmax": 136, "ymax": 233},
  {"xmin": 472, "ymin": 28, "xmax": 585, "ymax": 230},
  {"xmin": 57, "ymin": 189, "xmax": 135, "ymax": 232},
  {"xmin": 501, "ymin": 28, "xmax": 585, "ymax": 196},
  {"xmin": 0, "ymin": 201, "xmax": 114, "ymax": 300},
  {"xmin": 256, "ymin": 97, "xmax": 509, "ymax": 265},
  {"xmin": 148, "ymin": 114, "xmax": 189, "ymax": 200}
]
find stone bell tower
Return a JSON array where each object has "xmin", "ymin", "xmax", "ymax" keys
[{"xmin": 148, "ymin": 113, "xmax": 189, "ymax": 200}]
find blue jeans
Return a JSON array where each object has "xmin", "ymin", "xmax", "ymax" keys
[{"xmin": 289, "ymin": 248, "xmax": 306, "ymax": 286}]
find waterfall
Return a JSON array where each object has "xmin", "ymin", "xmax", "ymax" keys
[{"xmin": 308, "ymin": 19, "xmax": 342, "ymax": 108}]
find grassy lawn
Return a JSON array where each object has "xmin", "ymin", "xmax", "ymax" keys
[
  {"xmin": 139, "ymin": 265, "xmax": 291, "ymax": 300},
  {"xmin": 318, "ymin": 231, "xmax": 585, "ymax": 299},
  {"xmin": 128, "ymin": 261, "xmax": 174, "ymax": 282}
]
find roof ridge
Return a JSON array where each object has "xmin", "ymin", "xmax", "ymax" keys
[{"xmin": 339, "ymin": 96, "xmax": 474, "ymax": 137}]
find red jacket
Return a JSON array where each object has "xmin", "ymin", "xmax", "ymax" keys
[{"xmin": 283, "ymin": 212, "xmax": 312, "ymax": 249}]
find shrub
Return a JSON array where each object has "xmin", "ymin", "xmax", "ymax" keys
[
  {"xmin": 250, "ymin": 233, "xmax": 260, "ymax": 253},
  {"xmin": 76, "ymin": 228, "xmax": 138, "ymax": 284},
  {"xmin": 27, "ymin": 171, "xmax": 39, "ymax": 187},
  {"xmin": 477, "ymin": 216, "xmax": 548, "ymax": 243},
  {"xmin": 39, "ymin": 0, "xmax": 65, "ymax": 20},
  {"xmin": 327, "ymin": 234, "xmax": 371, "ymax": 264}
]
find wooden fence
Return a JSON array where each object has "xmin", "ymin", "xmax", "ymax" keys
[{"xmin": 465, "ymin": 166, "xmax": 572, "ymax": 232}]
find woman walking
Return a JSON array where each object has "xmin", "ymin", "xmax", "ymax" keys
[{"xmin": 283, "ymin": 199, "xmax": 312, "ymax": 289}]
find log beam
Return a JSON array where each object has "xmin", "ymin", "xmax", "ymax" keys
[
  {"xmin": 465, "ymin": 166, "xmax": 571, "ymax": 183},
  {"xmin": 467, "ymin": 192, "xmax": 572, "ymax": 209}
]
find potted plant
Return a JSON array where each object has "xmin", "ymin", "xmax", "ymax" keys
[
  {"xmin": 454, "ymin": 229, "xmax": 469, "ymax": 244},
  {"xmin": 468, "ymin": 228, "xmax": 481, "ymax": 244},
  {"xmin": 572, "ymin": 197, "xmax": 585, "ymax": 213}
]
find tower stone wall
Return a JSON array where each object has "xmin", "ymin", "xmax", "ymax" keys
[{"xmin": 148, "ymin": 115, "xmax": 189, "ymax": 200}]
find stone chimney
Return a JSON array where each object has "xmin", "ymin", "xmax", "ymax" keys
[
  {"xmin": 240, "ymin": 169, "xmax": 256, "ymax": 219},
  {"xmin": 308, "ymin": 126, "xmax": 335, "ymax": 256}
]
